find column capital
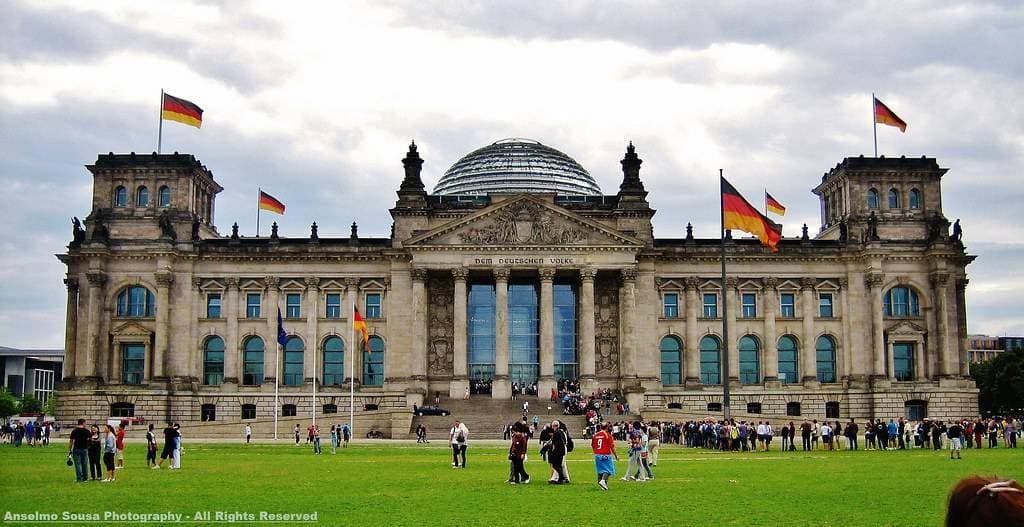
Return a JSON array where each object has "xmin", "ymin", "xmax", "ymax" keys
[
  {"xmin": 225, "ymin": 276, "xmax": 239, "ymax": 289},
  {"xmin": 412, "ymin": 268, "xmax": 428, "ymax": 282},
  {"xmin": 189, "ymin": 276, "xmax": 201, "ymax": 289},
  {"xmin": 304, "ymin": 276, "xmax": 321, "ymax": 289},
  {"xmin": 800, "ymin": 277, "xmax": 816, "ymax": 290},
  {"xmin": 344, "ymin": 277, "xmax": 360, "ymax": 288},
  {"xmin": 865, "ymin": 273, "xmax": 884, "ymax": 289},
  {"xmin": 956, "ymin": 278, "xmax": 969, "ymax": 292},
  {"xmin": 837, "ymin": 277, "xmax": 848, "ymax": 288},
  {"xmin": 64, "ymin": 277, "xmax": 80, "ymax": 291},
  {"xmin": 683, "ymin": 276, "xmax": 700, "ymax": 291},
  {"xmin": 724, "ymin": 276, "xmax": 739, "ymax": 289},
  {"xmin": 493, "ymin": 268, "xmax": 511, "ymax": 281},
  {"xmin": 929, "ymin": 272, "xmax": 950, "ymax": 287},
  {"xmin": 762, "ymin": 276, "xmax": 778, "ymax": 289},
  {"xmin": 85, "ymin": 270, "xmax": 106, "ymax": 286},
  {"xmin": 264, "ymin": 275, "xmax": 280, "ymax": 289},
  {"xmin": 539, "ymin": 268, "xmax": 556, "ymax": 282},
  {"xmin": 156, "ymin": 272, "xmax": 175, "ymax": 288},
  {"xmin": 451, "ymin": 267, "xmax": 469, "ymax": 281},
  {"xmin": 579, "ymin": 267, "xmax": 597, "ymax": 282},
  {"xmin": 619, "ymin": 268, "xmax": 637, "ymax": 282}
]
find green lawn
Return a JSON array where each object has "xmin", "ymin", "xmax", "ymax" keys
[{"xmin": 0, "ymin": 441, "xmax": 1020, "ymax": 526}]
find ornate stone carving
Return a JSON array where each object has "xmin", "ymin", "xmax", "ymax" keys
[
  {"xmin": 156, "ymin": 272, "xmax": 175, "ymax": 288},
  {"xmin": 724, "ymin": 276, "xmax": 739, "ymax": 289},
  {"xmin": 493, "ymin": 268, "xmax": 510, "ymax": 281},
  {"xmin": 225, "ymin": 277, "xmax": 239, "ymax": 288},
  {"xmin": 427, "ymin": 273, "xmax": 454, "ymax": 376},
  {"xmin": 457, "ymin": 201, "xmax": 588, "ymax": 245},
  {"xmin": 304, "ymin": 276, "xmax": 320, "ymax": 289},
  {"xmin": 865, "ymin": 273, "xmax": 884, "ymax": 289},
  {"xmin": 837, "ymin": 277, "xmax": 848, "ymax": 288},
  {"xmin": 189, "ymin": 276, "xmax": 201, "ymax": 289},
  {"xmin": 64, "ymin": 277, "xmax": 79, "ymax": 291},
  {"xmin": 956, "ymin": 278, "xmax": 969, "ymax": 292},
  {"xmin": 620, "ymin": 268, "xmax": 637, "ymax": 282},
  {"xmin": 539, "ymin": 268, "xmax": 556, "ymax": 281},
  {"xmin": 683, "ymin": 276, "xmax": 700, "ymax": 291},
  {"xmin": 930, "ymin": 272, "xmax": 949, "ymax": 287},
  {"xmin": 763, "ymin": 276, "xmax": 778, "ymax": 289},
  {"xmin": 411, "ymin": 268, "xmax": 428, "ymax": 282},
  {"xmin": 580, "ymin": 267, "xmax": 597, "ymax": 282},
  {"xmin": 85, "ymin": 270, "xmax": 106, "ymax": 286},
  {"xmin": 451, "ymin": 268, "xmax": 469, "ymax": 281},
  {"xmin": 800, "ymin": 277, "xmax": 816, "ymax": 290},
  {"xmin": 344, "ymin": 277, "xmax": 360, "ymax": 288},
  {"xmin": 595, "ymin": 274, "xmax": 620, "ymax": 376},
  {"xmin": 264, "ymin": 276, "xmax": 280, "ymax": 289}
]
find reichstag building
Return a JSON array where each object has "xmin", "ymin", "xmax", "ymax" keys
[{"xmin": 57, "ymin": 138, "xmax": 978, "ymax": 429}]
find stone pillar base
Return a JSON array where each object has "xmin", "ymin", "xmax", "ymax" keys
[
  {"xmin": 802, "ymin": 377, "xmax": 821, "ymax": 389},
  {"xmin": 537, "ymin": 376, "xmax": 556, "ymax": 402},
  {"xmin": 579, "ymin": 375, "xmax": 598, "ymax": 395},
  {"xmin": 491, "ymin": 377, "xmax": 511, "ymax": 400},
  {"xmin": 869, "ymin": 375, "xmax": 892, "ymax": 388},
  {"xmin": 684, "ymin": 377, "xmax": 702, "ymax": 390},
  {"xmin": 448, "ymin": 378, "xmax": 469, "ymax": 399},
  {"xmin": 405, "ymin": 389, "xmax": 425, "ymax": 407},
  {"xmin": 845, "ymin": 374, "xmax": 869, "ymax": 389},
  {"xmin": 763, "ymin": 377, "xmax": 781, "ymax": 389}
]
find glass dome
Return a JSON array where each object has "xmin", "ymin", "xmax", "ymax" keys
[{"xmin": 433, "ymin": 138, "xmax": 602, "ymax": 196}]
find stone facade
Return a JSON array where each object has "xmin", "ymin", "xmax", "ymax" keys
[{"xmin": 56, "ymin": 145, "xmax": 978, "ymax": 431}]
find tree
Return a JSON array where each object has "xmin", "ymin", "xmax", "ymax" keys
[
  {"xmin": 44, "ymin": 392, "xmax": 59, "ymax": 417},
  {"xmin": 19, "ymin": 394, "xmax": 43, "ymax": 414},
  {"xmin": 0, "ymin": 388, "xmax": 16, "ymax": 419},
  {"xmin": 971, "ymin": 347, "xmax": 1024, "ymax": 417}
]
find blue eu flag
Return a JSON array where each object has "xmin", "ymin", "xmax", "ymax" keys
[{"xmin": 277, "ymin": 308, "xmax": 287, "ymax": 346}]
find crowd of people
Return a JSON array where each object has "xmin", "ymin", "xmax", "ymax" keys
[
  {"xmin": 1, "ymin": 420, "xmax": 55, "ymax": 446},
  {"xmin": 65, "ymin": 419, "xmax": 182, "ymax": 483}
]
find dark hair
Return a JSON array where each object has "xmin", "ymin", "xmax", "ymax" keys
[
  {"xmin": 105, "ymin": 424, "xmax": 115, "ymax": 433},
  {"xmin": 946, "ymin": 476, "xmax": 1024, "ymax": 527},
  {"xmin": 148, "ymin": 424, "xmax": 154, "ymax": 430},
  {"xmin": 77, "ymin": 418, "xmax": 86, "ymax": 425}
]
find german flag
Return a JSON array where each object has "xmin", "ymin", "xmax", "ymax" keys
[
  {"xmin": 353, "ymin": 307, "xmax": 369, "ymax": 351},
  {"xmin": 162, "ymin": 93, "xmax": 203, "ymax": 128},
  {"xmin": 766, "ymin": 191, "xmax": 786, "ymax": 216},
  {"xmin": 723, "ymin": 177, "xmax": 782, "ymax": 251},
  {"xmin": 874, "ymin": 97, "xmax": 907, "ymax": 132},
  {"xmin": 258, "ymin": 190, "xmax": 286, "ymax": 215}
]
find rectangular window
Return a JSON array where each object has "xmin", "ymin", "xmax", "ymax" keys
[
  {"xmin": 206, "ymin": 293, "xmax": 221, "ymax": 319},
  {"xmin": 33, "ymin": 369, "xmax": 54, "ymax": 404},
  {"xmin": 780, "ymin": 293, "xmax": 795, "ymax": 318},
  {"xmin": 702, "ymin": 293, "xmax": 718, "ymax": 318},
  {"xmin": 741, "ymin": 293, "xmax": 757, "ymax": 319},
  {"xmin": 286, "ymin": 293, "xmax": 301, "ymax": 318},
  {"xmin": 893, "ymin": 342, "xmax": 915, "ymax": 382},
  {"xmin": 325, "ymin": 293, "xmax": 341, "ymax": 319},
  {"xmin": 246, "ymin": 293, "xmax": 261, "ymax": 318},
  {"xmin": 663, "ymin": 293, "xmax": 679, "ymax": 318},
  {"xmin": 819, "ymin": 293, "xmax": 834, "ymax": 318},
  {"xmin": 122, "ymin": 343, "xmax": 145, "ymax": 385},
  {"xmin": 365, "ymin": 293, "xmax": 382, "ymax": 319}
]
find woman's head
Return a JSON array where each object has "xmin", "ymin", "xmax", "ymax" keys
[
  {"xmin": 105, "ymin": 424, "xmax": 115, "ymax": 434},
  {"xmin": 946, "ymin": 476, "xmax": 1024, "ymax": 527}
]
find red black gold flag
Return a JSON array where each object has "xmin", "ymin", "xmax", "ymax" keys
[
  {"xmin": 161, "ymin": 93, "xmax": 203, "ymax": 128},
  {"xmin": 766, "ymin": 192, "xmax": 786, "ymax": 216},
  {"xmin": 258, "ymin": 190, "xmax": 286, "ymax": 215},
  {"xmin": 722, "ymin": 178, "xmax": 782, "ymax": 251},
  {"xmin": 873, "ymin": 97, "xmax": 907, "ymax": 132}
]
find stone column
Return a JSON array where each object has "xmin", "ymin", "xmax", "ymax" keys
[
  {"xmin": 838, "ymin": 278, "xmax": 852, "ymax": 383},
  {"xmin": 578, "ymin": 268, "xmax": 597, "ymax": 393},
  {"xmin": 619, "ymin": 268, "xmax": 638, "ymax": 382},
  {"xmin": 492, "ymin": 268, "xmax": 511, "ymax": 399},
  {"xmin": 411, "ymin": 268, "xmax": 428, "ymax": 382},
  {"xmin": 683, "ymin": 277, "xmax": 700, "ymax": 386},
  {"xmin": 154, "ymin": 270, "xmax": 174, "ymax": 381},
  {"xmin": 931, "ymin": 272, "xmax": 953, "ymax": 378},
  {"xmin": 344, "ymin": 278, "xmax": 359, "ymax": 384},
  {"xmin": 63, "ymin": 277, "xmax": 79, "ymax": 381},
  {"xmin": 866, "ymin": 273, "xmax": 886, "ymax": 382},
  {"xmin": 82, "ymin": 271, "xmax": 105, "ymax": 380},
  {"xmin": 450, "ymin": 268, "xmax": 469, "ymax": 398},
  {"xmin": 956, "ymin": 279, "xmax": 970, "ymax": 377},
  {"xmin": 305, "ymin": 277, "xmax": 320, "ymax": 384},
  {"xmin": 800, "ymin": 277, "xmax": 817, "ymax": 384},
  {"xmin": 224, "ymin": 277, "xmax": 239, "ymax": 384},
  {"xmin": 188, "ymin": 276, "xmax": 201, "ymax": 382},
  {"xmin": 264, "ymin": 276, "xmax": 280, "ymax": 384},
  {"xmin": 725, "ymin": 277, "xmax": 739, "ymax": 386},
  {"xmin": 762, "ymin": 277, "xmax": 779, "ymax": 385},
  {"xmin": 538, "ymin": 268, "xmax": 557, "ymax": 397}
]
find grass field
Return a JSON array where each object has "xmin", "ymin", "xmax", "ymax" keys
[{"xmin": 0, "ymin": 441, "xmax": 1021, "ymax": 526}]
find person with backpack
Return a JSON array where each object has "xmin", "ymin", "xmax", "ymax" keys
[{"xmin": 449, "ymin": 419, "xmax": 469, "ymax": 468}]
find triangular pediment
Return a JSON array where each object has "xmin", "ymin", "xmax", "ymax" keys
[
  {"xmin": 887, "ymin": 320, "xmax": 926, "ymax": 335},
  {"xmin": 111, "ymin": 321, "xmax": 153, "ymax": 337},
  {"xmin": 406, "ymin": 194, "xmax": 644, "ymax": 248}
]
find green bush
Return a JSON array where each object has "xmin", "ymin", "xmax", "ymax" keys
[{"xmin": 19, "ymin": 394, "xmax": 43, "ymax": 414}]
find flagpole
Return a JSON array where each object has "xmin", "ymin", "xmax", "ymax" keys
[
  {"xmin": 157, "ymin": 90, "xmax": 164, "ymax": 154},
  {"xmin": 256, "ymin": 188, "xmax": 261, "ymax": 237},
  {"xmin": 349, "ymin": 304, "xmax": 356, "ymax": 441},
  {"xmin": 274, "ymin": 308, "xmax": 281, "ymax": 441},
  {"xmin": 312, "ymin": 325, "xmax": 317, "ymax": 430},
  {"xmin": 872, "ymin": 92, "xmax": 878, "ymax": 158},
  {"xmin": 719, "ymin": 169, "xmax": 731, "ymax": 421}
]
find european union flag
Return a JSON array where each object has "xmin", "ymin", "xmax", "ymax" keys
[{"xmin": 277, "ymin": 308, "xmax": 287, "ymax": 346}]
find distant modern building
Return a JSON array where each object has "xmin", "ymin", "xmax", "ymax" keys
[
  {"xmin": 966, "ymin": 335, "xmax": 1023, "ymax": 363},
  {"xmin": 56, "ymin": 139, "xmax": 978, "ymax": 430},
  {"xmin": 0, "ymin": 346, "xmax": 63, "ymax": 404},
  {"xmin": 998, "ymin": 336, "xmax": 1024, "ymax": 353}
]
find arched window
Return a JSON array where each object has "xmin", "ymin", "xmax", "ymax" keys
[
  {"xmin": 323, "ymin": 336, "xmax": 345, "ymax": 386},
  {"xmin": 114, "ymin": 186, "xmax": 127, "ymax": 207},
  {"xmin": 136, "ymin": 186, "xmax": 149, "ymax": 207},
  {"xmin": 201, "ymin": 404, "xmax": 216, "ymax": 421},
  {"xmin": 110, "ymin": 402, "xmax": 135, "ymax": 417},
  {"xmin": 363, "ymin": 336, "xmax": 385, "ymax": 386},
  {"xmin": 786, "ymin": 402, "xmax": 802, "ymax": 416},
  {"xmin": 322, "ymin": 404, "xmax": 338, "ymax": 414},
  {"xmin": 242, "ymin": 336, "xmax": 264, "ymax": 386},
  {"xmin": 116, "ymin": 286, "xmax": 155, "ymax": 317},
  {"xmin": 699, "ymin": 336, "xmax": 721, "ymax": 385},
  {"xmin": 283, "ymin": 336, "xmax": 304, "ymax": 386},
  {"xmin": 282, "ymin": 404, "xmax": 297, "ymax": 417},
  {"xmin": 203, "ymin": 336, "xmax": 224, "ymax": 385},
  {"xmin": 241, "ymin": 404, "xmax": 257, "ymax": 420},
  {"xmin": 660, "ymin": 336, "xmax": 682, "ymax": 386},
  {"xmin": 777, "ymin": 335, "xmax": 799, "ymax": 384},
  {"xmin": 815, "ymin": 335, "xmax": 837, "ymax": 383},
  {"xmin": 888, "ymin": 188, "xmax": 900, "ymax": 209},
  {"xmin": 909, "ymin": 188, "xmax": 921, "ymax": 209},
  {"xmin": 158, "ymin": 185, "xmax": 171, "ymax": 207},
  {"xmin": 866, "ymin": 188, "xmax": 878, "ymax": 209},
  {"xmin": 884, "ymin": 286, "xmax": 920, "ymax": 317},
  {"xmin": 738, "ymin": 335, "xmax": 760, "ymax": 385},
  {"xmin": 825, "ymin": 401, "xmax": 840, "ymax": 419},
  {"xmin": 747, "ymin": 402, "xmax": 762, "ymax": 414}
]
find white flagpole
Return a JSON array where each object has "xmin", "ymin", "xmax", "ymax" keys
[
  {"xmin": 256, "ymin": 188, "xmax": 262, "ymax": 237},
  {"xmin": 349, "ymin": 304, "xmax": 356, "ymax": 440},
  {"xmin": 274, "ymin": 308, "xmax": 281, "ymax": 441},
  {"xmin": 312, "ymin": 327, "xmax": 317, "ymax": 429},
  {"xmin": 872, "ymin": 93, "xmax": 878, "ymax": 158},
  {"xmin": 157, "ymin": 90, "xmax": 164, "ymax": 154}
]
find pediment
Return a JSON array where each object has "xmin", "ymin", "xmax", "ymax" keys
[
  {"xmin": 406, "ymin": 195, "xmax": 644, "ymax": 248},
  {"xmin": 738, "ymin": 279, "xmax": 762, "ymax": 291},
  {"xmin": 111, "ymin": 321, "xmax": 153, "ymax": 337},
  {"xmin": 777, "ymin": 279, "xmax": 801, "ymax": 291},
  {"xmin": 657, "ymin": 279, "xmax": 684, "ymax": 291},
  {"xmin": 887, "ymin": 320, "xmax": 926, "ymax": 335}
]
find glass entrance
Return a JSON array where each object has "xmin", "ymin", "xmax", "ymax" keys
[
  {"xmin": 508, "ymin": 282, "xmax": 539, "ymax": 385},
  {"xmin": 468, "ymin": 282, "xmax": 496, "ymax": 393}
]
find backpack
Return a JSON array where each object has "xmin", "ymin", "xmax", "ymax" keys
[
  {"xmin": 566, "ymin": 433, "xmax": 574, "ymax": 453},
  {"xmin": 456, "ymin": 429, "xmax": 465, "ymax": 443}
]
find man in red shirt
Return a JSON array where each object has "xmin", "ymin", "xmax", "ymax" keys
[
  {"xmin": 115, "ymin": 423, "xmax": 126, "ymax": 469},
  {"xmin": 591, "ymin": 421, "xmax": 619, "ymax": 490}
]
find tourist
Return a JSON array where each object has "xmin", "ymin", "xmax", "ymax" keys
[
  {"xmin": 342, "ymin": 423, "xmax": 351, "ymax": 447},
  {"xmin": 114, "ymin": 423, "xmax": 126, "ymax": 469},
  {"xmin": 294, "ymin": 424, "xmax": 301, "ymax": 446},
  {"xmin": 973, "ymin": 419, "xmax": 986, "ymax": 449},
  {"xmin": 987, "ymin": 419, "xmax": 999, "ymax": 448},
  {"xmin": 948, "ymin": 421, "xmax": 964, "ymax": 460},
  {"xmin": 781, "ymin": 423, "xmax": 790, "ymax": 452},
  {"xmin": 846, "ymin": 419, "xmax": 859, "ymax": 450},
  {"xmin": 463, "ymin": 386, "xmax": 470, "ymax": 400},
  {"xmin": 932, "ymin": 421, "xmax": 943, "ymax": 450},
  {"xmin": 102, "ymin": 424, "xmax": 117, "ymax": 482},
  {"xmin": 833, "ymin": 421, "xmax": 843, "ymax": 451},
  {"xmin": 312, "ymin": 425, "xmax": 322, "ymax": 454},
  {"xmin": 622, "ymin": 421, "xmax": 644, "ymax": 482},
  {"xmin": 307, "ymin": 424, "xmax": 315, "ymax": 445},
  {"xmin": 67, "ymin": 418, "xmax": 91, "ymax": 483},
  {"xmin": 547, "ymin": 420, "xmax": 569, "ymax": 484},
  {"xmin": 1005, "ymin": 419, "xmax": 1018, "ymax": 448},
  {"xmin": 154, "ymin": 423, "xmax": 177, "ymax": 469},
  {"xmin": 887, "ymin": 419, "xmax": 899, "ymax": 450},
  {"xmin": 508, "ymin": 422, "xmax": 530, "ymax": 484},
  {"xmin": 876, "ymin": 419, "xmax": 888, "ymax": 450},
  {"xmin": 172, "ymin": 423, "xmax": 182, "ymax": 469},
  {"xmin": 449, "ymin": 419, "xmax": 469, "ymax": 468},
  {"xmin": 800, "ymin": 420, "xmax": 812, "ymax": 451},
  {"xmin": 945, "ymin": 476, "xmax": 1024, "ymax": 526},
  {"xmin": 145, "ymin": 424, "xmax": 158, "ymax": 468},
  {"xmin": 88, "ymin": 425, "xmax": 102, "ymax": 480},
  {"xmin": 786, "ymin": 421, "xmax": 796, "ymax": 451},
  {"xmin": 591, "ymin": 421, "xmax": 618, "ymax": 490},
  {"xmin": 821, "ymin": 421, "xmax": 833, "ymax": 451},
  {"xmin": 245, "ymin": 424, "xmax": 252, "ymax": 444},
  {"xmin": 648, "ymin": 422, "xmax": 660, "ymax": 466},
  {"xmin": 330, "ymin": 425, "xmax": 339, "ymax": 454}
]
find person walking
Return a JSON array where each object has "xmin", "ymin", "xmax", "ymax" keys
[
  {"xmin": 547, "ymin": 420, "xmax": 569, "ymax": 484},
  {"xmin": 294, "ymin": 424, "xmax": 301, "ymax": 446},
  {"xmin": 330, "ymin": 425, "xmax": 339, "ymax": 454},
  {"xmin": 154, "ymin": 423, "xmax": 176, "ymax": 469},
  {"xmin": 947, "ymin": 421, "xmax": 964, "ymax": 460},
  {"xmin": 449, "ymin": 419, "xmax": 469, "ymax": 468},
  {"xmin": 171, "ymin": 423, "xmax": 182, "ymax": 469},
  {"xmin": 508, "ymin": 422, "xmax": 530, "ymax": 484},
  {"xmin": 591, "ymin": 421, "xmax": 618, "ymax": 490},
  {"xmin": 88, "ymin": 425, "xmax": 103, "ymax": 480},
  {"xmin": 244, "ymin": 424, "xmax": 252, "ymax": 445},
  {"xmin": 102, "ymin": 424, "xmax": 117, "ymax": 482},
  {"xmin": 648, "ymin": 422, "xmax": 661, "ymax": 466},
  {"xmin": 145, "ymin": 424, "xmax": 158, "ymax": 468},
  {"xmin": 312, "ymin": 425, "xmax": 322, "ymax": 454},
  {"xmin": 342, "ymin": 423, "xmax": 351, "ymax": 447},
  {"xmin": 67, "ymin": 419, "xmax": 91, "ymax": 483},
  {"xmin": 115, "ymin": 423, "xmax": 126, "ymax": 469}
]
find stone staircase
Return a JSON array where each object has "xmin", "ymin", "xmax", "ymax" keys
[{"xmin": 410, "ymin": 395, "xmax": 593, "ymax": 440}]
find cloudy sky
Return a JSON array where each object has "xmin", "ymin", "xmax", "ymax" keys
[{"xmin": 1, "ymin": 0, "xmax": 1022, "ymax": 348}]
